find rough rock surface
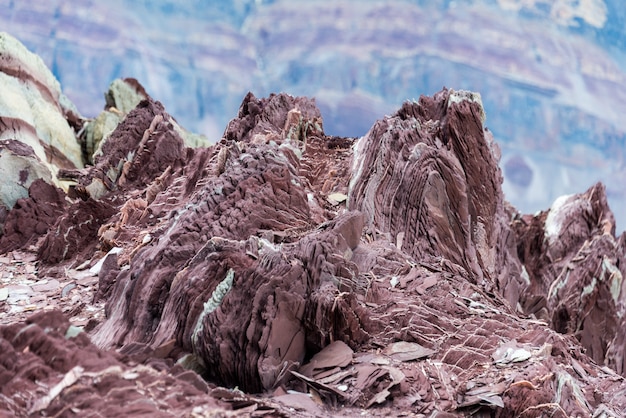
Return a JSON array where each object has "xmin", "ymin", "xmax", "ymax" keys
[
  {"xmin": 513, "ymin": 183, "xmax": 626, "ymax": 375},
  {"xmin": 0, "ymin": 179, "xmax": 66, "ymax": 254},
  {"xmin": 0, "ymin": 32, "xmax": 83, "ymax": 225},
  {"xmin": 2, "ymin": 61, "xmax": 626, "ymax": 415},
  {"xmin": 0, "ymin": 34, "xmax": 208, "ymax": 241}
]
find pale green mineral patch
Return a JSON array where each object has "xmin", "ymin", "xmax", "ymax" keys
[
  {"xmin": 580, "ymin": 277, "xmax": 597, "ymax": 299},
  {"xmin": 280, "ymin": 141, "xmax": 303, "ymax": 159},
  {"xmin": 191, "ymin": 269, "xmax": 235, "ymax": 352},
  {"xmin": 65, "ymin": 325, "xmax": 83, "ymax": 339},
  {"xmin": 601, "ymin": 257, "xmax": 623, "ymax": 303},
  {"xmin": 177, "ymin": 353, "xmax": 206, "ymax": 375},
  {"xmin": 105, "ymin": 78, "xmax": 146, "ymax": 114},
  {"xmin": 548, "ymin": 269, "xmax": 569, "ymax": 300}
]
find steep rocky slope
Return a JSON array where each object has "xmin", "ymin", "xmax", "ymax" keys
[{"xmin": 1, "ymin": 32, "xmax": 626, "ymax": 417}]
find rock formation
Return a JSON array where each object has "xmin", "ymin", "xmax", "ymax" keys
[
  {"xmin": 2, "ymin": 34, "xmax": 626, "ymax": 416},
  {"xmin": 0, "ymin": 31, "xmax": 82, "ymax": 230},
  {"xmin": 0, "ymin": 310, "xmax": 229, "ymax": 416}
]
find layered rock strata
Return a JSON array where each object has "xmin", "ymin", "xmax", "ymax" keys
[
  {"xmin": 0, "ymin": 310, "xmax": 230, "ymax": 417},
  {"xmin": 0, "ymin": 32, "xmax": 208, "ymax": 252},
  {"xmin": 1, "ymin": 37, "xmax": 626, "ymax": 415},
  {"xmin": 0, "ymin": 32, "xmax": 82, "ymax": 228}
]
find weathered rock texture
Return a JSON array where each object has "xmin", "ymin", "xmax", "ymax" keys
[
  {"xmin": 0, "ymin": 32, "xmax": 83, "ymax": 228},
  {"xmin": 2, "ymin": 78, "xmax": 626, "ymax": 414},
  {"xmin": 0, "ymin": 34, "xmax": 209, "ymax": 244},
  {"xmin": 349, "ymin": 90, "xmax": 523, "ymax": 300},
  {"xmin": 0, "ymin": 309, "xmax": 290, "ymax": 417},
  {"xmin": 513, "ymin": 183, "xmax": 626, "ymax": 375}
]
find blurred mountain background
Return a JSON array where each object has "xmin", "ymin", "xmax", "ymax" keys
[{"xmin": 1, "ymin": 0, "xmax": 625, "ymax": 229}]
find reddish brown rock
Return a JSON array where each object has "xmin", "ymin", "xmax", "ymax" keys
[
  {"xmin": 2, "ymin": 88, "xmax": 626, "ymax": 416},
  {"xmin": 348, "ymin": 89, "xmax": 522, "ymax": 303},
  {"xmin": 87, "ymin": 94, "xmax": 366, "ymax": 393},
  {"xmin": 0, "ymin": 179, "xmax": 67, "ymax": 253},
  {"xmin": 37, "ymin": 198, "xmax": 117, "ymax": 265},
  {"xmin": 60, "ymin": 98, "xmax": 187, "ymax": 199},
  {"xmin": 513, "ymin": 182, "xmax": 626, "ymax": 374},
  {"xmin": 0, "ymin": 309, "xmax": 284, "ymax": 417},
  {"xmin": 224, "ymin": 91, "xmax": 323, "ymax": 144}
]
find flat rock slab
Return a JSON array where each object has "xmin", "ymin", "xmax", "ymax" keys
[
  {"xmin": 31, "ymin": 279, "xmax": 60, "ymax": 293},
  {"xmin": 382, "ymin": 341, "xmax": 435, "ymax": 362}
]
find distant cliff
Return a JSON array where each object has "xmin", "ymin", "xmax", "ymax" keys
[{"xmin": 1, "ymin": 0, "xmax": 626, "ymax": 229}]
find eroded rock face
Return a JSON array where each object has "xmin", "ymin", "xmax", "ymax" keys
[
  {"xmin": 85, "ymin": 93, "xmax": 363, "ymax": 393},
  {"xmin": 0, "ymin": 32, "xmax": 83, "ymax": 220},
  {"xmin": 513, "ymin": 183, "xmax": 626, "ymax": 374},
  {"xmin": 81, "ymin": 77, "xmax": 149, "ymax": 163},
  {"xmin": 0, "ymin": 34, "xmax": 209, "ymax": 243},
  {"xmin": 2, "ymin": 82, "xmax": 626, "ymax": 415},
  {"xmin": 0, "ymin": 179, "xmax": 66, "ymax": 253},
  {"xmin": 348, "ymin": 90, "xmax": 522, "ymax": 300},
  {"xmin": 0, "ymin": 309, "xmax": 236, "ymax": 417},
  {"xmin": 0, "ymin": 140, "xmax": 56, "ymax": 229}
]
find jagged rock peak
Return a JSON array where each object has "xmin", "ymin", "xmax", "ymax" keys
[{"xmin": 1, "ymin": 61, "xmax": 626, "ymax": 414}]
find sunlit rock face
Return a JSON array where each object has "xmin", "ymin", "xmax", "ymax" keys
[{"xmin": 0, "ymin": 32, "xmax": 82, "ymax": 227}]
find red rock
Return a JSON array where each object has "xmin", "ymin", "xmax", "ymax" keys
[
  {"xmin": 37, "ymin": 198, "xmax": 116, "ymax": 265},
  {"xmin": 0, "ymin": 179, "xmax": 67, "ymax": 253},
  {"xmin": 2, "ymin": 88, "xmax": 626, "ymax": 416},
  {"xmin": 0, "ymin": 309, "xmax": 252, "ymax": 416},
  {"xmin": 30, "ymin": 279, "xmax": 60, "ymax": 293},
  {"xmin": 513, "ymin": 182, "xmax": 626, "ymax": 374}
]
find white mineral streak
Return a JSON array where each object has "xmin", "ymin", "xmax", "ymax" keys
[
  {"xmin": 280, "ymin": 141, "xmax": 303, "ymax": 159},
  {"xmin": 492, "ymin": 341, "xmax": 532, "ymax": 364},
  {"xmin": 192, "ymin": 269, "xmax": 235, "ymax": 349},
  {"xmin": 390, "ymin": 276, "xmax": 399, "ymax": 288},
  {"xmin": 580, "ymin": 277, "xmax": 598, "ymax": 298},
  {"xmin": 520, "ymin": 265, "xmax": 531, "ymax": 285},
  {"xmin": 347, "ymin": 134, "xmax": 368, "ymax": 209},
  {"xmin": 395, "ymin": 231, "xmax": 404, "ymax": 251},
  {"xmin": 257, "ymin": 237, "xmax": 279, "ymax": 257},
  {"xmin": 544, "ymin": 194, "xmax": 572, "ymax": 245},
  {"xmin": 548, "ymin": 269, "xmax": 570, "ymax": 301},
  {"xmin": 29, "ymin": 366, "xmax": 84, "ymax": 414},
  {"xmin": 447, "ymin": 89, "xmax": 486, "ymax": 124},
  {"xmin": 600, "ymin": 256, "xmax": 623, "ymax": 305},
  {"xmin": 89, "ymin": 247, "xmax": 123, "ymax": 275},
  {"xmin": 554, "ymin": 372, "xmax": 592, "ymax": 412},
  {"xmin": 348, "ymin": 121, "xmax": 396, "ymax": 223}
]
